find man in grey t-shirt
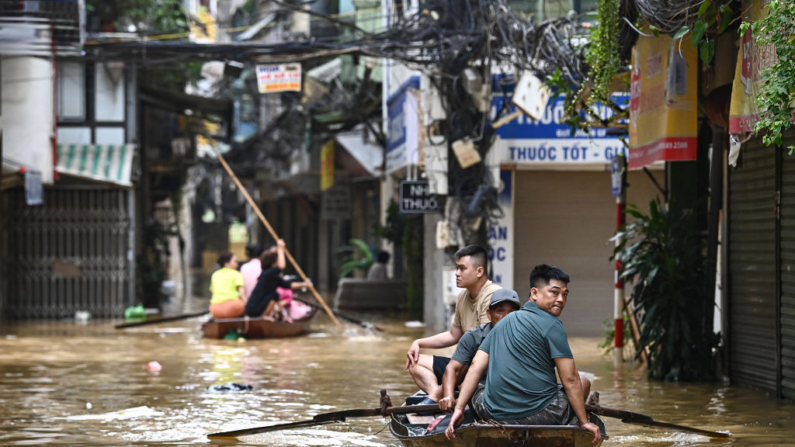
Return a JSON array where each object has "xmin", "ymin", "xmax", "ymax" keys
[{"xmin": 433, "ymin": 289, "xmax": 521, "ymax": 412}]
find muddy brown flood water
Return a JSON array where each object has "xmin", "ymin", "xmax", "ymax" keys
[{"xmin": 0, "ymin": 314, "xmax": 794, "ymax": 446}]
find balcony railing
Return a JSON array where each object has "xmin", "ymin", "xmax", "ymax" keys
[{"xmin": 0, "ymin": 0, "xmax": 82, "ymax": 56}]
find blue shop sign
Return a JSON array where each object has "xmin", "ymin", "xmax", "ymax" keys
[
  {"xmin": 491, "ymin": 92, "xmax": 629, "ymax": 165},
  {"xmin": 386, "ymin": 77, "xmax": 420, "ymax": 173}
]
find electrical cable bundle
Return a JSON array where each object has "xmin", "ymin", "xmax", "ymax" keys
[{"xmin": 634, "ymin": 0, "xmax": 732, "ymax": 35}]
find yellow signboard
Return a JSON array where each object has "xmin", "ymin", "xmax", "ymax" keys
[
  {"xmin": 628, "ymin": 30, "xmax": 698, "ymax": 170},
  {"xmin": 729, "ymin": 0, "xmax": 775, "ymax": 134},
  {"xmin": 320, "ymin": 140, "xmax": 335, "ymax": 191},
  {"xmin": 190, "ymin": 7, "xmax": 217, "ymax": 43}
]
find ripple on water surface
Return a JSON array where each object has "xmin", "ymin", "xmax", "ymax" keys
[{"xmin": 0, "ymin": 317, "xmax": 794, "ymax": 446}]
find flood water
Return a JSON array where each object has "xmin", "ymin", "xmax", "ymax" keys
[{"xmin": 1, "ymin": 310, "xmax": 794, "ymax": 446}]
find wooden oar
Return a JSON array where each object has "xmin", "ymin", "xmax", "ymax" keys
[
  {"xmin": 585, "ymin": 404, "xmax": 730, "ymax": 438},
  {"xmin": 293, "ymin": 296, "xmax": 383, "ymax": 332},
  {"xmin": 208, "ymin": 402, "xmax": 730, "ymax": 440},
  {"xmin": 211, "ymin": 146, "xmax": 343, "ymax": 331},
  {"xmin": 115, "ymin": 311, "xmax": 209, "ymax": 329},
  {"xmin": 207, "ymin": 404, "xmax": 439, "ymax": 439}
]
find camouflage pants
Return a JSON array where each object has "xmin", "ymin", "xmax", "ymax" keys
[{"xmin": 470, "ymin": 384, "xmax": 575, "ymax": 425}]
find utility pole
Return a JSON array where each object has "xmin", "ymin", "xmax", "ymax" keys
[{"xmin": 611, "ymin": 153, "xmax": 627, "ymax": 365}]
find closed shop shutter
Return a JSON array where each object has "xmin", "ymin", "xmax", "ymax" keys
[
  {"xmin": 780, "ymin": 139, "xmax": 795, "ymax": 400},
  {"xmin": 0, "ymin": 188, "xmax": 131, "ymax": 319},
  {"xmin": 513, "ymin": 170, "xmax": 663, "ymax": 336},
  {"xmin": 729, "ymin": 139, "xmax": 778, "ymax": 392}
]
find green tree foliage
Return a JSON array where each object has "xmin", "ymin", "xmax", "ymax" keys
[
  {"xmin": 585, "ymin": 0, "xmax": 621, "ymax": 105},
  {"xmin": 612, "ymin": 199, "xmax": 717, "ymax": 381},
  {"xmin": 86, "ymin": 0, "xmax": 188, "ymax": 35},
  {"xmin": 672, "ymin": 0, "xmax": 734, "ymax": 65},
  {"xmin": 742, "ymin": 0, "xmax": 795, "ymax": 153},
  {"xmin": 337, "ymin": 238, "xmax": 374, "ymax": 278}
]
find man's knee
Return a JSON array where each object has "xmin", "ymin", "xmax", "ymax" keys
[
  {"xmin": 408, "ymin": 364, "xmax": 432, "ymax": 378},
  {"xmin": 580, "ymin": 376, "xmax": 591, "ymax": 397}
]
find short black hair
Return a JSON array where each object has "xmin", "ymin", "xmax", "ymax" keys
[
  {"xmin": 454, "ymin": 245, "xmax": 487, "ymax": 269},
  {"xmin": 245, "ymin": 243, "xmax": 263, "ymax": 260},
  {"xmin": 217, "ymin": 252, "xmax": 235, "ymax": 268},
  {"xmin": 260, "ymin": 248, "xmax": 278, "ymax": 267},
  {"xmin": 529, "ymin": 264, "xmax": 570, "ymax": 289},
  {"xmin": 377, "ymin": 251, "xmax": 391, "ymax": 264}
]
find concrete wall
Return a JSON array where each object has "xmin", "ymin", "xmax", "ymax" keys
[
  {"xmin": 0, "ymin": 56, "xmax": 55, "ymax": 184},
  {"xmin": 423, "ymin": 213, "xmax": 446, "ymax": 333}
]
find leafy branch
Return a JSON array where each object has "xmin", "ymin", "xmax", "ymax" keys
[
  {"xmin": 585, "ymin": 0, "xmax": 621, "ymax": 105},
  {"xmin": 668, "ymin": 0, "xmax": 735, "ymax": 65},
  {"xmin": 742, "ymin": 0, "xmax": 795, "ymax": 153}
]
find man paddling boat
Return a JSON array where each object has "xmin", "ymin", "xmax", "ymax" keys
[
  {"xmin": 446, "ymin": 264, "xmax": 601, "ymax": 446},
  {"xmin": 405, "ymin": 245, "xmax": 501, "ymax": 404}
]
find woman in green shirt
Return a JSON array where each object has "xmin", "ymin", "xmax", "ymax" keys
[{"xmin": 209, "ymin": 252, "xmax": 246, "ymax": 319}]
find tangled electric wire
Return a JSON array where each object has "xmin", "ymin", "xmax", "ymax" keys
[
  {"xmin": 87, "ymin": 0, "xmax": 595, "ymax": 243},
  {"xmin": 634, "ymin": 0, "xmax": 733, "ymax": 35}
]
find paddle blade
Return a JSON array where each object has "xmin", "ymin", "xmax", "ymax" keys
[
  {"xmin": 623, "ymin": 419, "xmax": 731, "ymax": 439},
  {"xmin": 207, "ymin": 419, "xmax": 339, "ymax": 439},
  {"xmin": 586, "ymin": 405, "xmax": 730, "ymax": 439},
  {"xmin": 207, "ymin": 404, "xmax": 440, "ymax": 439}
]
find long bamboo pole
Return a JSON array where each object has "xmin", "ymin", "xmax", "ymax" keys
[{"xmin": 211, "ymin": 146, "xmax": 343, "ymax": 330}]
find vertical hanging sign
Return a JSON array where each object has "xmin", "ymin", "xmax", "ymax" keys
[
  {"xmin": 628, "ymin": 30, "xmax": 698, "ymax": 170},
  {"xmin": 489, "ymin": 169, "xmax": 513, "ymax": 289},
  {"xmin": 320, "ymin": 140, "xmax": 335, "ymax": 191}
]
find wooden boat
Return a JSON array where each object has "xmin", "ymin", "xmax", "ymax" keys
[
  {"xmin": 201, "ymin": 306, "xmax": 319, "ymax": 339},
  {"xmin": 390, "ymin": 398, "xmax": 608, "ymax": 447}
]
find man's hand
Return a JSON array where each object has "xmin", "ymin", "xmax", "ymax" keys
[
  {"xmin": 579, "ymin": 421, "xmax": 601, "ymax": 446},
  {"xmin": 438, "ymin": 395, "xmax": 456, "ymax": 412},
  {"xmin": 276, "ymin": 238, "xmax": 286, "ymax": 248},
  {"xmin": 444, "ymin": 408, "xmax": 465, "ymax": 440},
  {"xmin": 405, "ymin": 340, "xmax": 421, "ymax": 369}
]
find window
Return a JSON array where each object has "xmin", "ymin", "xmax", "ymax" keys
[
  {"xmin": 506, "ymin": 0, "xmax": 598, "ymax": 19},
  {"xmin": 58, "ymin": 61, "xmax": 85, "ymax": 121},
  {"xmin": 95, "ymin": 127, "xmax": 125, "ymax": 145},
  {"xmin": 94, "ymin": 62, "xmax": 125, "ymax": 122}
]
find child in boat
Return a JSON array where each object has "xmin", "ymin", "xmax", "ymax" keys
[
  {"xmin": 245, "ymin": 239, "xmax": 312, "ymax": 322},
  {"xmin": 209, "ymin": 252, "xmax": 246, "ymax": 319}
]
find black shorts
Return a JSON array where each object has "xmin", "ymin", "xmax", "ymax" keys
[
  {"xmin": 471, "ymin": 383, "xmax": 574, "ymax": 425},
  {"xmin": 432, "ymin": 356, "xmax": 451, "ymax": 384}
]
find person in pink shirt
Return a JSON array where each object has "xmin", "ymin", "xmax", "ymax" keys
[{"xmin": 240, "ymin": 243, "xmax": 269, "ymax": 300}]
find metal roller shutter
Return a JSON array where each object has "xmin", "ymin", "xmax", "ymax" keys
[
  {"xmin": 780, "ymin": 139, "xmax": 795, "ymax": 400},
  {"xmin": 0, "ymin": 187, "xmax": 131, "ymax": 319},
  {"xmin": 729, "ymin": 139, "xmax": 778, "ymax": 392},
  {"xmin": 513, "ymin": 170, "xmax": 663, "ymax": 336}
]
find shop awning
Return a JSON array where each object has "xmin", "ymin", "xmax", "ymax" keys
[
  {"xmin": 56, "ymin": 144, "xmax": 135, "ymax": 187},
  {"xmin": 335, "ymin": 131, "xmax": 383, "ymax": 179}
]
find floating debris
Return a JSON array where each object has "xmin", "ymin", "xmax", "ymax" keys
[{"xmin": 206, "ymin": 383, "xmax": 253, "ymax": 393}]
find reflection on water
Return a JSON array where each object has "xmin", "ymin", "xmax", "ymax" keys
[{"xmin": 0, "ymin": 314, "xmax": 794, "ymax": 446}]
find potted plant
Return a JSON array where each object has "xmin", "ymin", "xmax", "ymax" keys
[{"xmin": 612, "ymin": 199, "xmax": 717, "ymax": 381}]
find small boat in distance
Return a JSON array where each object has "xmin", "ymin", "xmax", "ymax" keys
[
  {"xmin": 201, "ymin": 305, "xmax": 319, "ymax": 339},
  {"xmin": 389, "ymin": 395, "xmax": 608, "ymax": 447}
]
